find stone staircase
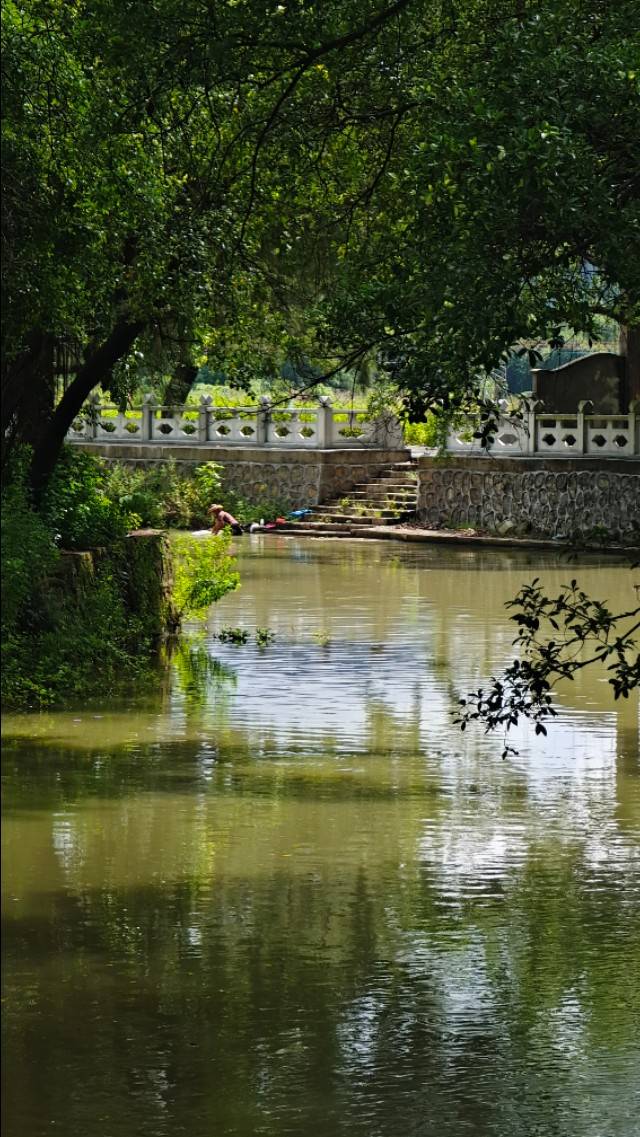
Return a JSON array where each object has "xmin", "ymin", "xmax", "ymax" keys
[{"xmin": 285, "ymin": 460, "xmax": 418, "ymax": 534}]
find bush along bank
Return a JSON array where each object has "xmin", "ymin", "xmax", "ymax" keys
[
  {"xmin": 1, "ymin": 448, "xmax": 239, "ymax": 708},
  {"xmin": 101, "ymin": 457, "xmax": 290, "ymax": 530}
]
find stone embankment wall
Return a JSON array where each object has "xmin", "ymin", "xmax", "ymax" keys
[
  {"xmin": 74, "ymin": 443, "xmax": 409, "ymax": 508},
  {"xmin": 121, "ymin": 529, "xmax": 177, "ymax": 636},
  {"xmin": 56, "ymin": 530, "xmax": 177, "ymax": 639},
  {"xmin": 417, "ymin": 457, "xmax": 640, "ymax": 543}
]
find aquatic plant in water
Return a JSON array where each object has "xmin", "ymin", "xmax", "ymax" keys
[{"xmin": 218, "ymin": 627, "xmax": 250, "ymax": 645}]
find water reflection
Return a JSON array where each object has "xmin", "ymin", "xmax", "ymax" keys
[{"xmin": 2, "ymin": 539, "xmax": 639, "ymax": 1137}]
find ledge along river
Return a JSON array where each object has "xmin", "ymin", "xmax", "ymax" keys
[{"xmin": 2, "ymin": 536, "xmax": 639, "ymax": 1137}]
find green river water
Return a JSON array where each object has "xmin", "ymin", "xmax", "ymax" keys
[{"xmin": 2, "ymin": 537, "xmax": 639, "ymax": 1137}]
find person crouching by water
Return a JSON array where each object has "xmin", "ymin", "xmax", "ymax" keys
[{"xmin": 208, "ymin": 503, "xmax": 243, "ymax": 536}]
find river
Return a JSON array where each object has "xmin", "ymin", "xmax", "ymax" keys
[{"xmin": 2, "ymin": 537, "xmax": 639, "ymax": 1136}]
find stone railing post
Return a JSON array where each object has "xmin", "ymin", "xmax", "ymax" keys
[
  {"xmin": 88, "ymin": 392, "xmax": 101, "ymax": 440},
  {"xmin": 577, "ymin": 399, "xmax": 593, "ymax": 455},
  {"xmin": 316, "ymin": 396, "xmax": 332, "ymax": 448},
  {"xmin": 142, "ymin": 394, "xmax": 156, "ymax": 441},
  {"xmin": 526, "ymin": 398, "xmax": 542, "ymax": 454},
  {"xmin": 257, "ymin": 396, "xmax": 271, "ymax": 445},
  {"xmin": 198, "ymin": 394, "xmax": 211, "ymax": 442}
]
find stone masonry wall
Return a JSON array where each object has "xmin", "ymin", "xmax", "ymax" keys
[
  {"xmin": 74, "ymin": 443, "xmax": 409, "ymax": 509},
  {"xmin": 52, "ymin": 530, "xmax": 177, "ymax": 639},
  {"xmin": 210, "ymin": 456, "xmax": 321, "ymax": 509},
  {"xmin": 417, "ymin": 457, "xmax": 640, "ymax": 543}
]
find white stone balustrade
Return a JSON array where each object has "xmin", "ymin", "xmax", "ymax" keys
[
  {"xmin": 67, "ymin": 395, "xmax": 639, "ymax": 456},
  {"xmin": 446, "ymin": 400, "xmax": 639, "ymax": 458},
  {"xmin": 66, "ymin": 394, "xmax": 405, "ymax": 449}
]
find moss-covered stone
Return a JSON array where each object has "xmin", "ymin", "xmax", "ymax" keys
[
  {"xmin": 45, "ymin": 532, "xmax": 177, "ymax": 643},
  {"xmin": 120, "ymin": 530, "xmax": 178, "ymax": 639}
]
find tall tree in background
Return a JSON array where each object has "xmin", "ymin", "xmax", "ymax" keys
[{"xmin": 318, "ymin": 0, "xmax": 640, "ymax": 417}]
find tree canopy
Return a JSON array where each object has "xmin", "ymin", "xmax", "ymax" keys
[
  {"xmin": 320, "ymin": 0, "xmax": 640, "ymax": 415},
  {"xmin": 2, "ymin": 0, "xmax": 639, "ymax": 483}
]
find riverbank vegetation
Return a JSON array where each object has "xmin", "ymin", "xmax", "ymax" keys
[
  {"xmin": 101, "ymin": 458, "xmax": 288, "ymax": 531},
  {"xmin": 0, "ymin": 448, "xmax": 240, "ymax": 707}
]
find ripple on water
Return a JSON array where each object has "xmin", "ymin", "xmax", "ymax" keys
[{"xmin": 2, "ymin": 538, "xmax": 639, "ymax": 1137}]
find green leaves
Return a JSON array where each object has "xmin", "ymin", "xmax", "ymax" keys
[
  {"xmin": 3, "ymin": 0, "xmax": 639, "ymax": 459},
  {"xmin": 171, "ymin": 530, "xmax": 240, "ymax": 619},
  {"xmin": 455, "ymin": 574, "xmax": 640, "ymax": 754}
]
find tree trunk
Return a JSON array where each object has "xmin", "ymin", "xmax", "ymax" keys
[
  {"xmin": 619, "ymin": 323, "xmax": 640, "ymax": 407},
  {"xmin": 163, "ymin": 360, "xmax": 198, "ymax": 406},
  {"xmin": 1, "ymin": 332, "xmax": 55, "ymax": 478},
  {"xmin": 30, "ymin": 319, "xmax": 144, "ymax": 497}
]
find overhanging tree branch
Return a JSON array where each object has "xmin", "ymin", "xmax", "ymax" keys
[
  {"xmin": 235, "ymin": 0, "xmax": 415, "ymax": 245},
  {"xmin": 455, "ymin": 576, "xmax": 640, "ymax": 758}
]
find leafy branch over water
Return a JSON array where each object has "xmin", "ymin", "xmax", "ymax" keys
[
  {"xmin": 455, "ymin": 577, "xmax": 640, "ymax": 758},
  {"xmin": 171, "ymin": 532, "xmax": 240, "ymax": 623}
]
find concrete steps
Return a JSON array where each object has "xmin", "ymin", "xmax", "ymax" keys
[
  {"xmin": 277, "ymin": 521, "xmax": 384, "ymax": 537},
  {"xmin": 302, "ymin": 458, "xmax": 418, "ymax": 528}
]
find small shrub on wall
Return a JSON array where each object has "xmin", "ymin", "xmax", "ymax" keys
[
  {"xmin": 171, "ymin": 530, "xmax": 240, "ymax": 621},
  {"xmin": 404, "ymin": 418, "xmax": 439, "ymax": 447}
]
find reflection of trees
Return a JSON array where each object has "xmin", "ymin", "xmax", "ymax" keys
[
  {"xmin": 4, "ymin": 836, "xmax": 639, "ymax": 1137},
  {"xmin": 170, "ymin": 640, "xmax": 237, "ymax": 709},
  {"xmin": 4, "ymin": 758, "xmax": 639, "ymax": 1135},
  {"xmin": 4, "ymin": 542, "xmax": 639, "ymax": 1135},
  {"xmin": 361, "ymin": 686, "xmax": 423, "ymax": 758},
  {"xmin": 615, "ymin": 702, "xmax": 640, "ymax": 833}
]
